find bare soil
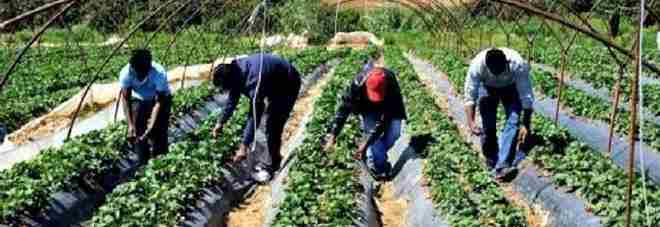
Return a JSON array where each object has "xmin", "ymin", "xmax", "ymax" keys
[
  {"xmin": 224, "ymin": 67, "xmax": 334, "ymax": 227},
  {"xmin": 376, "ymin": 182, "xmax": 408, "ymax": 227}
]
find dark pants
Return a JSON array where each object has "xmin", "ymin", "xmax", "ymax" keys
[
  {"xmin": 131, "ymin": 96, "xmax": 172, "ymax": 157},
  {"xmin": 479, "ymin": 84, "xmax": 523, "ymax": 170},
  {"xmin": 0, "ymin": 124, "xmax": 6, "ymax": 142},
  {"xmin": 264, "ymin": 74, "xmax": 301, "ymax": 170}
]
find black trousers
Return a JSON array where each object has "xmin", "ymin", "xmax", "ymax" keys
[
  {"xmin": 130, "ymin": 96, "xmax": 172, "ymax": 157},
  {"xmin": 264, "ymin": 74, "xmax": 301, "ymax": 170}
]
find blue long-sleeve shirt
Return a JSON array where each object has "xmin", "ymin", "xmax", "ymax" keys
[{"xmin": 217, "ymin": 53, "xmax": 300, "ymax": 146}]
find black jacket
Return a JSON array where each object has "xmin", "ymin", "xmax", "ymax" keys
[{"xmin": 329, "ymin": 61, "xmax": 407, "ymax": 145}]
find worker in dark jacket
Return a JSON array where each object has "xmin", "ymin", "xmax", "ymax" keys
[
  {"xmin": 119, "ymin": 49, "xmax": 172, "ymax": 159},
  {"xmin": 212, "ymin": 53, "xmax": 301, "ymax": 180},
  {"xmin": 324, "ymin": 61, "xmax": 406, "ymax": 180}
]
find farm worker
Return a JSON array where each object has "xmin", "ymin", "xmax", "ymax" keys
[
  {"xmin": 464, "ymin": 47, "xmax": 534, "ymax": 180},
  {"xmin": 119, "ymin": 49, "xmax": 173, "ymax": 159},
  {"xmin": 212, "ymin": 53, "xmax": 301, "ymax": 181},
  {"xmin": 0, "ymin": 123, "xmax": 5, "ymax": 142},
  {"xmin": 323, "ymin": 61, "xmax": 406, "ymax": 180}
]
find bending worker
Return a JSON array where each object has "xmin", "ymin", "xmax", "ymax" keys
[
  {"xmin": 464, "ymin": 47, "xmax": 534, "ymax": 180},
  {"xmin": 212, "ymin": 53, "xmax": 301, "ymax": 181},
  {"xmin": 324, "ymin": 60, "xmax": 406, "ymax": 180},
  {"xmin": 120, "ymin": 49, "xmax": 172, "ymax": 159}
]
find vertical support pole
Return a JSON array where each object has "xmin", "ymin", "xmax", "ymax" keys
[
  {"xmin": 554, "ymin": 51, "xmax": 566, "ymax": 125},
  {"xmin": 608, "ymin": 64, "xmax": 625, "ymax": 154},
  {"xmin": 624, "ymin": 6, "xmax": 643, "ymax": 226}
]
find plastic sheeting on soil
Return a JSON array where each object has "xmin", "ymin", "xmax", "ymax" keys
[
  {"xmin": 355, "ymin": 162, "xmax": 381, "ymax": 227},
  {"xmin": 182, "ymin": 61, "xmax": 340, "ymax": 227},
  {"xmin": 182, "ymin": 130, "xmax": 268, "ymax": 227},
  {"xmin": 35, "ymin": 35, "xmax": 123, "ymax": 48},
  {"xmin": 327, "ymin": 31, "xmax": 384, "ymax": 50},
  {"xmin": 6, "ymin": 56, "xmax": 241, "ymax": 145},
  {"xmin": 261, "ymin": 63, "xmax": 379, "ymax": 227},
  {"xmin": 19, "ymin": 93, "xmax": 229, "ymax": 226},
  {"xmin": 406, "ymin": 53, "xmax": 604, "ymax": 227},
  {"xmin": 0, "ymin": 56, "xmax": 245, "ymax": 170},
  {"xmin": 385, "ymin": 134, "xmax": 450, "ymax": 227},
  {"xmin": 260, "ymin": 32, "xmax": 309, "ymax": 49},
  {"xmin": 533, "ymin": 63, "xmax": 660, "ymax": 125},
  {"xmin": 254, "ymin": 61, "xmax": 337, "ymax": 227},
  {"xmin": 534, "ymin": 97, "xmax": 660, "ymax": 185}
]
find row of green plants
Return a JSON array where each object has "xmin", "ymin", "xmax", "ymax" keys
[
  {"xmin": 501, "ymin": 23, "xmax": 660, "ymax": 117},
  {"xmin": 0, "ymin": 45, "xmax": 344, "ymax": 225},
  {"xmin": 386, "ymin": 46, "xmax": 527, "ymax": 226},
  {"xmin": 531, "ymin": 67, "xmax": 660, "ymax": 151},
  {"xmin": 392, "ymin": 16, "xmax": 660, "ymax": 117},
  {"xmin": 0, "ymin": 81, "xmax": 218, "ymax": 224},
  {"xmin": 86, "ymin": 46, "xmax": 349, "ymax": 226},
  {"xmin": 418, "ymin": 47, "xmax": 660, "ymax": 226},
  {"xmin": 272, "ymin": 48, "xmax": 374, "ymax": 226},
  {"xmin": 88, "ymin": 101, "xmax": 249, "ymax": 226},
  {"xmin": 398, "ymin": 27, "xmax": 660, "ymax": 152},
  {"xmin": 0, "ymin": 32, "xmax": 259, "ymax": 133}
]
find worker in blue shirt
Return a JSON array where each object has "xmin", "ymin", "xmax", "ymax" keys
[
  {"xmin": 119, "ymin": 49, "xmax": 172, "ymax": 159},
  {"xmin": 212, "ymin": 53, "xmax": 301, "ymax": 181}
]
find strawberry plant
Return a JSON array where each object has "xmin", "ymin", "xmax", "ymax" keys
[
  {"xmin": 386, "ymin": 46, "xmax": 526, "ymax": 226},
  {"xmin": 272, "ymin": 48, "xmax": 373, "ymax": 226},
  {"xmin": 0, "ymin": 81, "xmax": 218, "ymax": 224},
  {"xmin": 416, "ymin": 47, "xmax": 660, "ymax": 226},
  {"xmin": 86, "ymin": 47, "xmax": 346, "ymax": 226},
  {"xmin": 531, "ymin": 68, "xmax": 660, "ymax": 151},
  {"xmin": 0, "ymin": 32, "xmax": 259, "ymax": 134},
  {"xmin": 88, "ymin": 101, "xmax": 250, "ymax": 226}
]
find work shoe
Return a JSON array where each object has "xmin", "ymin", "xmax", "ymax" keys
[
  {"xmin": 252, "ymin": 165, "xmax": 272, "ymax": 184},
  {"xmin": 494, "ymin": 167, "xmax": 517, "ymax": 182}
]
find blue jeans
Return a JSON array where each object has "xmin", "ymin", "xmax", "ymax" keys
[
  {"xmin": 479, "ymin": 84, "xmax": 525, "ymax": 171},
  {"xmin": 361, "ymin": 112, "xmax": 402, "ymax": 175}
]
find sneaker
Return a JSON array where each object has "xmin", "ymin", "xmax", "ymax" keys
[{"xmin": 252, "ymin": 165, "xmax": 272, "ymax": 183}]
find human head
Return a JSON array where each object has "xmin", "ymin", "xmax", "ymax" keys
[
  {"xmin": 213, "ymin": 62, "xmax": 240, "ymax": 90},
  {"xmin": 485, "ymin": 48, "xmax": 508, "ymax": 76},
  {"xmin": 365, "ymin": 68, "xmax": 387, "ymax": 103},
  {"xmin": 130, "ymin": 49, "xmax": 152, "ymax": 80}
]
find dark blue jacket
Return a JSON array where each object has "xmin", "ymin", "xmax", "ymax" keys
[{"xmin": 217, "ymin": 53, "xmax": 300, "ymax": 146}]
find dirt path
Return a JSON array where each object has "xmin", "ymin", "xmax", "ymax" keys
[
  {"xmin": 375, "ymin": 182, "xmax": 407, "ymax": 227},
  {"xmin": 225, "ymin": 66, "xmax": 334, "ymax": 227}
]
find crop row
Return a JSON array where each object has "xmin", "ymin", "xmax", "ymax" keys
[
  {"xmin": 0, "ymin": 81, "xmax": 218, "ymax": 224},
  {"xmin": 385, "ymin": 46, "xmax": 527, "ymax": 226},
  {"xmin": 88, "ymin": 100, "xmax": 249, "ymax": 226},
  {"xmin": 271, "ymin": 48, "xmax": 374, "ymax": 226},
  {"xmin": 531, "ymin": 68, "xmax": 660, "ymax": 151},
  {"xmin": 86, "ymin": 47, "xmax": 350, "ymax": 225},
  {"xmin": 414, "ymin": 44, "xmax": 660, "ymax": 152},
  {"xmin": 0, "ymin": 32, "xmax": 259, "ymax": 133},
  {"xmin": 418, "ymin": 47, "xmax": 660, "ymax": 226},
  {"xmin": 0, "ymin": 45, "xmax": 341, "ymax": 224}
]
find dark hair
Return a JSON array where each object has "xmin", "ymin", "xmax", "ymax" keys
[
  {"xmin": 213, "ymin": 62, "xmax": 239, "ymax": 89},
  {"xmin": 485, "ymin": 48, "xmax": 507, "ymax": 75},
  {"xmin": 130, "ymin": 49, "xmax": 152, "ymax": 75}
]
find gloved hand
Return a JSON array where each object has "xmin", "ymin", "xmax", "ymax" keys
[
  {"xmin": 212, "ymin": 123, "xmax": 224, "ymax": 138},
  {"xmin": 323, "ymin": 134, "xmax": 336, "ymax": 152},
  {"xmin": 354, "ymin": 142, "xmax": 367, "ymax": 161}
]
